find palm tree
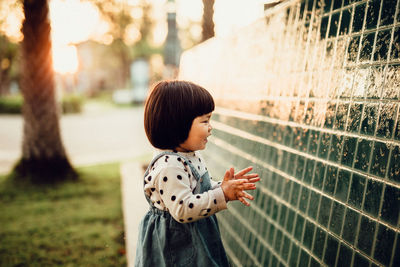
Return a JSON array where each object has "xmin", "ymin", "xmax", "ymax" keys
[
  {"xmin": 14, "ymin": 0, "xmax": 76, "ymax": 183},
  {"xmin": 201, "ymin": 0, "xmax": 215, "ymax": 42}
]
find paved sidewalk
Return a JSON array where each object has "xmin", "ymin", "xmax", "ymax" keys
[
  {"xmin": 0, "ymin": 107, "xmax": 153, "ymax": 175},
  {"xmin": 120, "ymin": 161, "xmax": 149, "ymax": 267}
]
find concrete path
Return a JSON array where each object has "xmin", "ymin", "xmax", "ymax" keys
[
  {"xmin": 120, "ymin": 161, "xmax": 149, "ymax": 267},
  {"xmin": 0, "ymin": 105, "xmax": 153, "ymax": 174}
]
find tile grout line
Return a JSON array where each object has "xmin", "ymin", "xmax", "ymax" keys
[
  {"xmin": 386, "ymin": 0, "xmax": 400, "ymax": 69},
  {"xmin": 306, "ymin": 1, "xmax": 336, "ymax": 264},
  {"xmin": 332, "ymin": 12, "xmax": 357, "ymax": 261},
  {"xmin": 389, "ymin": 231, "xmax": 398, "ymax": 267},
  {"xmin": 300, "ymin": 111, "xmax": 318, "ymax": 267},
  {"xmin": 366, "ymin": 5, "xmax": 390, "ymax": 258}
]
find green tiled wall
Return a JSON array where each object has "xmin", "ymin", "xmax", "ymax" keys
[{"xmin": 179, "ymin": 0, "xmax": 399, "ymax": 266}]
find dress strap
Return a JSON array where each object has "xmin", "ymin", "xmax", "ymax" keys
[
  {"xmin": 144, "ymin": 151, "xmax": 188, "ymax": 176},
  {"xmin": 143, "ymin": 152, "xmax": 173, "ymax": 207},
  {"xmin": 185, "ymin": 161, "xmax": 202, "ymax": 182}
]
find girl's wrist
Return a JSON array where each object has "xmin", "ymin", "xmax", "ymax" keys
[{"xmin": 221, "ymin": 184, "xmax": 230, "ymax": 202}]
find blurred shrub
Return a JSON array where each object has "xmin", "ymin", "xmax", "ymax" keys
[
  {"xmin": 0, "ymin": 95, "xmax": 23, "ymax": 114},
  {"xmin": 61, "ymin": 94, "xmax": 84, "ymax": 114},
  {"xmin": 0, "ymin": 94, "xmax": 84, "ymax": 114}
]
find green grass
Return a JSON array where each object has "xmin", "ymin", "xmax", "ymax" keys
[{"xmin": 0, "ymin": 163, "xmax": 126, "ymax": 267}]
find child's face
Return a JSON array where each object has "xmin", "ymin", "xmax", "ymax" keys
[{"xmin": 177, "ymin": 112, "xmax": 212, "ymax": 152}]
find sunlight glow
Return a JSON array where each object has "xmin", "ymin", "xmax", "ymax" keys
[
  {"xmin": 49, "ymin": 0, "xmax": 102, "ymax": 45},
  {"xmin": 214, "ymin": 0, "xmax": 264, "ymax": 37},
  {"xmin": 124, "ymin": 24, "xmax": 142, "ymax": 45},
  {"xmin": 149, "ymin": 0, "xmax": 167, "ymax": 46},
  {"xmin": 176, "ymin": 0, "xmax": 203, "ymax": 23},
  {"xmin": 49, "ymin": 0, "xmax": 106, "ymax": 74},
  {"xmin": 0, "ymin": 1, "xmax": 24, "ymax": 42},
  {"xmin": 130, "ymin": 6, "xmax": 144, "ymax": 20},
  {"xmin": 52, "ymin": 45, "xmax": 79, "ymax": 74}
]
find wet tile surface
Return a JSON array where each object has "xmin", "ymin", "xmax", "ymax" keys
[{"xmin": 182, "ymin": 0, "xmax": 400, "ymax": 266}]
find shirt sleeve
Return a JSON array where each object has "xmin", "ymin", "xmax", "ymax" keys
[
  {"xmin": 210, "ymin": 179, "xmax": 222, "ymax": 189},
  {"xmin": 156, "ymin": 164, "xmax": 227, "ymax": 223}
]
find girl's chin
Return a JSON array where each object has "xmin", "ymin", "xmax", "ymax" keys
[{"xmin": 198, "ymin": 144, "xmax": 207, "ymax": 150}]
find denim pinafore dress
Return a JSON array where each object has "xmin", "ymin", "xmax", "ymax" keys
[{"xmin": 134, "ymin": 151, "xmax": 229, "ymax": 267}]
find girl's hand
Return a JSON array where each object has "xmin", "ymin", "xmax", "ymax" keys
[{"xmin": 221, "ymin": 166, "xmax": 260, "ymax": 206}]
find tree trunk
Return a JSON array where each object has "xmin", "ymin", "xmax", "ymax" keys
[
  {"xmin": 14, "ymin": 0, "xmax": 76, "ymax": 183},
  {"xmin": 201, "ymin": 0, "xmax": 215, "ymax": 42}
]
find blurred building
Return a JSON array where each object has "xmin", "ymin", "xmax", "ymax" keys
[{"xmin": 74, "ymin": 41, "xmax": 119, "ymax": 96}]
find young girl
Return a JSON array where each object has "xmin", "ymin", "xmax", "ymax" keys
[{"xmin": 135, "ymin": 80, "xmax": 260, "ymax": 267}]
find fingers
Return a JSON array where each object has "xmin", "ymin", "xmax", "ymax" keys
[
  {"xmin": 237, "ymin": 191, "xmax": 253, "ymax": 206},
  {"xmin": 248, "ymin": 177, "xmax": 261, "ymax": 183},
  {"xmin": 235, "ymin": 167, "xmax": 260, "ymax": 183},
  {"xmin": 238, "ymin": 197, "xmax": 250, "ymax": 206},
  {"xmin": 223, "ymin": 167, "xmax": 235, "ymax": 181},
  {"xmin": 241, "ymin": 191, "xmax": 254, "ymax": 200},
  {"xmin": 242, "ymin": 182, "xmax": 256, "ymax": 190},
  {"xmin": 222, "ymin": 166, "xmax": 260, "ymax": 207},
  {"xmin": 225, "ymin": 166, "xmax": 260, "ymax": 182},
  {"xmin": 242, "ymin": 173, "xmax": 259, "ymax": 179},
  {"xmin": 230, "ymin": 167, "xmax": 234, "ymax": 178},
  {"xmin": 235, "ymin": 179, "xmax": 257, "ymax": 190},
  {"xmin": 223, "ymin": 170, "xmax": 230, "ymax": 181},
  {"xmin": 235, "ymin": 166, "xmax": 253, "ymax": 177}
]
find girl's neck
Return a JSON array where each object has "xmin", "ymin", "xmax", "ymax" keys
[{"xmin": 175, "ymin": 146, "xmax": 194, "ymax": 153}]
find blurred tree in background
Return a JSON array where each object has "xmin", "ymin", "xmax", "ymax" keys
[
  {"xmin": 92, "ymin": 0, "xmax": 134, "ymax": 89},
  {"xmin": 91, "ymin": 0, "xmax": 160, "ymax": 89},
  {"xmin": 0, "ymin": 35, "xmax": 19, "ymax": 96},
  {"xmin": 201, "ymin": 0, "xmax": 215, "ymax": 42},
  {"xmin": 131, "ymin": 1, "xmax": 161, "ymax": 59},
  {"xmin": 0, "ymin": 0, "xmax": 21, "ymax": 96},
  {"xmin": 14, "ymin": 0, "xmax": 75, "ymax": 183}
]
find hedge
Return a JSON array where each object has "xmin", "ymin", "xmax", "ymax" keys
[{"xmin": 0, "ymin": 95, "xmax": 84, "ymax": 114}]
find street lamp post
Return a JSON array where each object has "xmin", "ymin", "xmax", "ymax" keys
[{"xmin": 163, "ymin": 0, "xmax": 181, "ymax": 79}]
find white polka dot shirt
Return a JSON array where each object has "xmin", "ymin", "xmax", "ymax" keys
[{"xmin": 144, "ymin": 150, "xmax": 227, "ymax": 223}]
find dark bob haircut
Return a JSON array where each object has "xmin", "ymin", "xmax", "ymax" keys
[{"xmin": 144, "ymin": 80, "xmax": 215, "ymax": 150}]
